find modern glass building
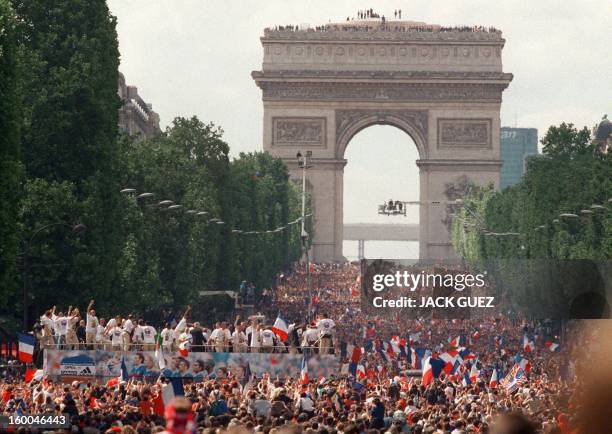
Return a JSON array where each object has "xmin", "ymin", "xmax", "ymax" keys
[{"xmin": 500, "ymin": 127, "xmax": 538, "ymax": 189}]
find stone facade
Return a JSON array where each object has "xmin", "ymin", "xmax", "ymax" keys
[
  {"xmin": 252, "ymin": 21, "xmax": 513, "ymax": 261},
  {"xmin": 118, "ymin": 72, "xmax": 161, "ymax": 138}
]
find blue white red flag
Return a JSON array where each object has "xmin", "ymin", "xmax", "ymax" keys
[
  {"xmin": 300, "ymin": 355, "xmax": 309, "ymax": 385},
  {"xmin": 272, "ymin": 313, "xmax": 289, "ymax": 341},
  {"xmin": 17, "ymin": 333, "xmax": 35, "ymax": 363}
]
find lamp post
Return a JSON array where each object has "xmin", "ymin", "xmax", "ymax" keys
[
  {"xmin": 21, "ymin": 223, "xmax": 86, "ymax": 331},
  {"xmin": 297, "ymin": 151, "xmax": 313, "ymax": 319}
]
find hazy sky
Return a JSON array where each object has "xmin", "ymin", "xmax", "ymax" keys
[{"xmin": 108, "ymin": 0, "xmax": 610, "ymax": 258}]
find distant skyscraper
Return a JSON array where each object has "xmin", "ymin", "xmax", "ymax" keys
[
  {"xmin": 118, "ymin": 72, "xmax": 160, "ymax": 138},
  {"xmin": 500, "ymin": 127, "xmax": 538, "ymax": 189}
]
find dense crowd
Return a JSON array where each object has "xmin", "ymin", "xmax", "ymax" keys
[
  {"xmin": 2, "ymin": 262, "xmax": 611, "ymax": 433},
  {"xmin": 266, "ymin": 17, "xmax": 500, "ymax": 35}
]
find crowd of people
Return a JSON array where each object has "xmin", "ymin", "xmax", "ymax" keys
[
  {"xmin": 1, "ymin": 262, "xmax": 610, "ymax": 433},
  {"xmin": 266, "ymin": 16, "xmax": 500, "ymax": 36}
]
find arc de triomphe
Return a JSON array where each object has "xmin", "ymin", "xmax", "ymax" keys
[{"xmin": 252, "ymin": 20, "xmax": 513, "ymax": 262}]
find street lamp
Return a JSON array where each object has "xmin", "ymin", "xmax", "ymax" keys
[
  {"xmin": 297, "ymin": 150, "xmax": 313, "ymax": 319},
  {"xmin": 21, "ymin": 223, "xmax": 86, "ymax": 331}
]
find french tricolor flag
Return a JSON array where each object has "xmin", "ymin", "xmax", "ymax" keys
[
  {"xmin": 422, "ymin": 356, "xmax": 445, "ymax": 386},
  {"xmin": 449, "ymin": 336, "xmax": 462, "ymax": 348},
  {"xmin": 18, "ymin": 333, "xmax": 35, "ymax": 363},
  {"xmin": 272, "ymin": 313, "xmax": 289, "ymax": 341},
  {"xmin": 300, "ymin": 355, "xmax": 309, "ymax": 385},
  {"xmin": 489, "ymin": 369, "xmax": 499, "ymax": 388},
  {"xmin": 544, "ymin": 341, "xmax": 560, "ymax": 352},
  {"xmin": 440, "ymin": 350, "xmax": 459, "ymax": 374},
  {"xmin": 469, "ymin": 362, "xmax": 480, "ymax": 383},
  {"xmin": 356, "ymin": 364, "xmax": 367, "ymax": 379},
  {"xmin": 523, "ymin": 335, "xmax": 535, "ymax": 353}
]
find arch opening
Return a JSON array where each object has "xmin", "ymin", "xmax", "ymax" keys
[{"xmin": 342, "ymin": 124, "xmax": 420, "ymax": 260}]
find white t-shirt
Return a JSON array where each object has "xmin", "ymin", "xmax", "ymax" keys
[
  {"xmin": 317, "ymin": 319, "xmax": 335, "ymax": 336},
  {"xmin": 210, "ymin": 328, "xmax": 230, "ymax": 344},
  {"xmin": 123, "ymin": 319, "xmax": 134, "ymax": 333},
  {"xmin": 95, "ymin": 324, "xmax": 105, "ymax": 343},
  {"xmin": 261, "ymin": 330, "xmax": 275, "ymax": 347},
  {"xmin": 86, "ymin": 314, "xmax": 98, "ymax": 333},
  {"xmin": 143, "ymin": 325, "xmax": 157, "ymax": 344},
  {"xmin": 132, "ymin": 325, "xmax": 145, "ymax": 343},
  {"xmin": 40, "ymin": 316, "xmax": 54, "ymax": 334},
  {"xmin": 249, "ymin": 329, "xmax": 261, "ymax": 348},
  {"xmin": 109, "ymin": 326, "xmax": 123, "ymax": 345},
  {"xmin": 303, "ymin": 328, "xmax": 318, "ymax": 345},
  {"xmin": 232, "ymin": 330, "xmax": 247, "ymax": 346},
  {"xmin": 161, "ymin": 328, "xmax": 175, "ymax": 347},
  {"xmin": 54, "ymin": 317, "xmax": 68, "ymax": 336}
]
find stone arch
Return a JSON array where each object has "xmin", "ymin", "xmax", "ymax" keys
[
  {"xmin": 253, "ymin": 21, "xmax": 513, "ymax": 262},
  {"xmin": 335, "ymin": 109, "xmax": 429, "ymax": 159}
]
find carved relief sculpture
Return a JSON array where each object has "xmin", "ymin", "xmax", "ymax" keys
[
  {"xmin": 272, "ymin": 117, "xmax": 326, "ymax": 146},
  {"xmin": 437, "ymin": 119, "xmax": 491, "ymax": 148}
]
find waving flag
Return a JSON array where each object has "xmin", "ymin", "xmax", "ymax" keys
[
  {"xmin": 462, "ymin": 371, "xmax": 472, "ymax": 386},
  {"xmin": 377, "ymin": 342, "xmax": 391, "ymax": 363},
  {"xmin": 523, "ymin": 335, "xmax": 535, "ymax": 353},
  {"xmin": 450, "ymin": 359, "xmax": 462, "ymax": 378},
  {"xmin": 422, "ymin": 356, "xmax": 445, "ymax": 386},
  {"xmin": 459, "ymin": 348, "xmax": 477, "ymax": 360},
  {"xmin": 155, "ymin": 345, "xmax": 166, "ymax": 370},
  {"xmin": 544, "ymin": 341, "xmax": 560, "ymax": 352},
  {"xmin": 300, "ymin": 355, "xmax": 309, "ymax": 385},
  {"xmin": 17, "ymin": 333, "xmax": 35, "ymax": 363},
  {"xmin": 25, "ymin": 368, "xmax": 43, "ymax": 383},
  {"xmin": 363, "ymin": 324, "xmax": 376, "ymax": 340},
  {"xmin": 440, "ymin": 350, "xmax": 459, "ymax": 374},
  {"xmin": 356, "ymin": 364, "xmax": 366, "ymax": 379},
  {"xmin": 272, "ymin": 313, "xmax": 289, "ymax": 341},
  {"xmin": 120, "ymin": 357, "xmax": 129, "ymax": 382},
  {"xmin": 162, "ymin": 378, "xmax": 185, "ymax": 406},
  {"xmin": 449, "ymin": 336, "xmax": 462, "ymax": 348},
  {"xmin": 500, "ymin": 364, "xmax": 528, "ymax": 392},
  {"xmin": 489, "ymin": 369, "xmax": 499, "ymax": 388},
  {"xmin": 106, "ymin": 357, "xmax": 129, "ymax": 388},
  {"xmin": 469, "ymin": 361, "xmax": 480, "ymax": 383},
  {"xmin": 412, "ymin": 348, "xmax": 430, "ymax": 369}
]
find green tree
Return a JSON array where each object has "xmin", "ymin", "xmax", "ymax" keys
[
  {"xmin": 452, "ymin": 122, "xmax": 611, "ymax": 267},
  {"xmin": 540, "ymin": 122, "xmax": 592, "ymax": 158},
  {"xmin": 9, "ymin": 0, "xmax": 124, "ymax": 323},
  {"xmin": 0, "ymin": 0, "xmax": 23, "ymax": 312}
]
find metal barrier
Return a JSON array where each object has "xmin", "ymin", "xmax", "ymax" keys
[{"xmin": 39, "ymin": 343, "xmax": 335, "ymax": 354}]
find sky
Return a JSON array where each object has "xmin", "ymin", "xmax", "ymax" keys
[{"xmin": 108, "ymin": 0, "xmax": 610, "ymax": 258}]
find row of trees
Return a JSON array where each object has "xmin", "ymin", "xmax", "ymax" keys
[
  {"xmin": 452, "ymin": 123, "xmax": 612, "ymax": 261},
  {"xmin": 0, "ymin": 0, "xmax": 307, "ymax": 331},
  {"xmin": 451, "ymin": 123, "xmax": 611, "ymax": 318}
]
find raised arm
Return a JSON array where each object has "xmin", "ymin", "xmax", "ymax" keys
[{"xmin": 87, "ymin": 299, "xmax": 95, "ymax": 312}]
